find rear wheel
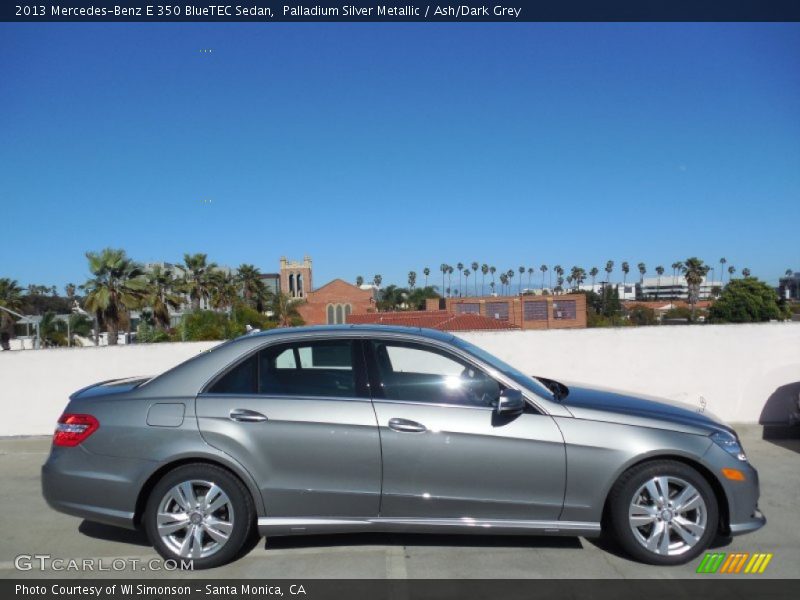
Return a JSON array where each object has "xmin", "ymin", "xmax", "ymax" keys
[
  {"xmin": 144, "ymin": 464, "xmax": 255, "ymax": 569},
  {"xmin": 608, "ymin": 460, "xmax": 718, "ymax": 565}
]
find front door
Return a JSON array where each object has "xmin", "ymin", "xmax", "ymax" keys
[
  {"xmin": 196, "ymin": 338, "xmax": 381, "ymax": 517},
  {"xmin": 366, "ymin": 339, "xmax": 566, "ymax": 520}
]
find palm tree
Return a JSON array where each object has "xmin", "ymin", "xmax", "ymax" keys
[
  {"xmin": 554, "ymin": 266, "xmax": 564, "ymax": 295},
  {"xmin": 423, "ymin": 268, "xmax": 430, "ymax": 288},
  {"xmin": 209, "ymin": 270, "xmax": 239, "ymax": 311},
  {"xmin": 489, "ymin": 266, "xmax": 496, "ymax": 292},
  {"xmin": 527, "ymin": 267, "xmax": 534, "ymax": 292},
  {"xmin": 272, "ymin": 293, "xmax": 303, "ymax": 327},
  {"xmin": 489, "ymin": 280, "xmax": 496, "ymax": 295},
  {"xmin": 742, "ymin": 268, "xmax": 751, "ymax": 278},
  {"xmin": 670, "ymin": 261, "xmax": 682, "ymax": 301},
  {"xmin": 518, "ymin": 266, "xmax": 525, "ymax": 294},
  {"xmin": 65, "ymin": 283, "xmax": 77, "ymax": 300},
  {"xmin": 182, "ymin": 253, "xmax": 217, "ymax": 311},
  {"xmin": 456, "ymin": 263, "xmax": 464, "ymax": 296},
  {"xmin": 447, "ymin": 266, "xmax": 454, "ymax": 297},
  {"xmin": 589, "ymin": 267, "xmax": 599, "ymax": 289},
  {"xmin": 540, "ymin": 265, "xmax": 548, "ymax": 291},
  {"xmin": 82, "ymin": 248, "xmax": 148, "ymax": 346},
  {"xmin": 481, "ymin": 264, "xmax": 489, "ymax": 296},
  {"xmin": 621, "ymin": 261, "xmax": 630, "ymax": 291},
  {"xmin": 637, "ymin": 262, "xmax": 646, "ymax": 292},
  {"xmin": 683, "ymin": 257, "xmax": 710, "ymax": 320},
  {"xmin": 237, "ymin": 264, "xmax": 269, "ymax": 312},
  {"xmin": 145, "ymin": 265, "xmax": 183, "ymax": 330},
  {"xmin": 373, "ymin": 274, "xmax": 382, "ymax": 288},
  {"xmin": 0, "ymin": 278, "xmax": 25, "ymax": 350},
  {"xmin": 728, "ymin": 265, "xmax": 736, "ymax": 280},
  {"xmin": 655, "ymin": 265, "xmax": 665, "ymax": 300},
  {"xmin": 408, "ymin": 271, "xmax": 417, "ymax": 290},
  {"xmin": 506, "ymin": 270, "xmax": 515, "ymax": 296},
  {"xmin": 605, "ymin": 260, "xmax": 614, "ymax": 283},
  {"xmin": 440, "ymin": 264, "xmax": 448, "ymax": 296},
  {"xmin": 471, "ymin": 262, "xmax": 479, "ymax": 296},
  {"xmin": 499, "ymin": 273, "xmax": 508, "ymax": 295},
  {"xmin": 463, "ymin": 269, "xmax": 471, "ymax": 295},
  {"xmin": 719, "ymin": 257, "xmax": 727, "ymax": 285},
  {"xmin": 356, "ymin": 275, "xmax": 364, "ymax": 287}
]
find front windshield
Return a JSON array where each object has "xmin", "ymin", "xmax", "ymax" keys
[{"xmin": 452, "ymin": 337, "xmax": 555, "ymax": 402}]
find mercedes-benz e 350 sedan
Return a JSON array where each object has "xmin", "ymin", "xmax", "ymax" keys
[{"xmin": 42, "ymin": 326, "xmax": 764, "ymax": 568}]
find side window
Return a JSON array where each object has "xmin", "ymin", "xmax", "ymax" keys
[
  {"xmin": 370, "ymin": 341, "xmax": 501, "ymax": 407},
  {"xmin": 259, "ymin": 340, "xmax": 359, "ymax": 398},
  {"xmin": 208, "ymin": 353, "xmax": 257, "ymax": 394}
]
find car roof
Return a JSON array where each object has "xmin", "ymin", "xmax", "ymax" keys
[{"xmin": 246, "ymin": 324, "xmax": 457, "ymax": 344}]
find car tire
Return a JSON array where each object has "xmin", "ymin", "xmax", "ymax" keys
[
  {"xmin": 608, "ymin": 460, "xmax": 719, "ymax": 565},
  {"xmin": 144, "ymin": 463, "xmax": 256, "ymax": 569}
]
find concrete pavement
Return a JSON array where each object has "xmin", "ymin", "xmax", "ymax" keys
[{"xmin": 1, "ymin": 426, "xmax": 797, "ymax": 579}]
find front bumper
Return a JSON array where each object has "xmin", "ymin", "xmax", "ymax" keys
[{"xmin": 730, "ymin": 507, "xmax": 766, "ymax": 536}]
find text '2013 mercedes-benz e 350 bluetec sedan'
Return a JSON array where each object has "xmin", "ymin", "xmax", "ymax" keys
[{"xmin": 42, "ymin": 325, "xmax": 765, "ymax": 568}]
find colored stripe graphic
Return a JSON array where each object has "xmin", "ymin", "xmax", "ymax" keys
[
  {"xmin": 720, "ymin": 553, "xmax": 748, "ymax": 573},
  {"xmin": 697, "ymin": 552, "xmax": 772, "ymax": 575},
  {"xmin": 744, "ymin": 553, "xmax": 773, "ymax": 574},
  {"xmin": 697, "ymin": 553, "xmax": 726, "ymax": 573}
]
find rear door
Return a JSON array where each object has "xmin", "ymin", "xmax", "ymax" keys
[
  {"xmin": 366, "ymin": 338, "xmax": 566, "ymax": 520},
  {"xmin": 196, "ymin": 337, "xmax": 381, "ymax": 517}
]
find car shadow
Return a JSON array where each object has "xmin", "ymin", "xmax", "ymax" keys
[
  {"xmin": 759, "ymin": 381, "xmax": 800, "ymax": 454},
  {"xmin": 78, "ymin": 520, "xmax": 151, "ymax": 546},
  {"xmin": 263, "ymin": 531, "xmax": 583, "ymax": 551}
]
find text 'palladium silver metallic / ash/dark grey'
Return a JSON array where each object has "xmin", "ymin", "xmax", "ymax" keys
[{"xmin": 41, "ymin": 325, "xmax": 765, "ymax": 569}]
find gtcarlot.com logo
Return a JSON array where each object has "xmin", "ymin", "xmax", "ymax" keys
[{"xmin": 696, "ymin": 552, "xmax": 773, "ymax": 574}]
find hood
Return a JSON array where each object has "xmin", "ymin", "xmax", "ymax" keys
[
  {"xmin": 558, "ymin": 382, "xmax": 731, "ymax": 435},
  {"xmin": 70, "ymin": 376, "xmax": 152, "ymax": 400}
]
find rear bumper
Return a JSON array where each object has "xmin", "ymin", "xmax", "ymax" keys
[{"xmin": 41, "ymin": 446, "xmax": 155, "ymax": 530}]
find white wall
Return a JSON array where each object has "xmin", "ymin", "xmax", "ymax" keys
[{"xmin": 1, "ymin": 323, "xmax": 798, "ymax": 436}]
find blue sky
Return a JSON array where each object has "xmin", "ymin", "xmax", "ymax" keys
[{"xmin": 1, "ymin": 23, "xmax": 798, "ymax": 290}]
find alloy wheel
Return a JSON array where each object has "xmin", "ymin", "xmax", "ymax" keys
[
  {"xmin": 628, "ymin": 475, "xmax": 708, "ymax": 556},
  {"xmin": 156, "ymin": 480, "xmax": 235, "ymax": 559}
]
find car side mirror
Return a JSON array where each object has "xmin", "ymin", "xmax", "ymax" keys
[{"xmin": 496, "ymin": 388, "xmax": 525, "ymax": 415}]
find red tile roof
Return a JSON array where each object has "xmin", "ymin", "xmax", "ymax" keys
[{"xmin": 347, "ymin": 310, "xmax": 520, "ymax": 331}]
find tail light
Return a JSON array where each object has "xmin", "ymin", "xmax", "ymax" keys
[{"xmin": 53, "ymin": 414, "xmax": 99, "ymax": 447}]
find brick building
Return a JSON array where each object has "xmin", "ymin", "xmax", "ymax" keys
[
  {"xmin": 296, "ymin": 279, "xmax": 376, "ymax": 325},
  {"xmin": 431, "ymin": 293, "xmax": 587, "ymax": 330}
]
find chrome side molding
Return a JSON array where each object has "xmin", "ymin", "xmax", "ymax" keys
[{"xmin": 257, "ymin": 516, "xmax": 601, "ymax": 537}]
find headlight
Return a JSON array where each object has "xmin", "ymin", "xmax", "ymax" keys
[{"xmin": 711, "ymin": 431, "xmax": 748, "ymax": 462}]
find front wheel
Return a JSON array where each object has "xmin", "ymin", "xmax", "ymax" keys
[
  {"xmin": 608, "ymin": 460, "xmax": 719, "ymax": 565},
  {"xmin": 144, "ymin": 464, "xmax": 255, "ymax": 569}
]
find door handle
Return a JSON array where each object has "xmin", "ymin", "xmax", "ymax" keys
[
  {"xmin": 229, "ymin": 409, "xmax": 268, "ymax": 423},
  {"xmin": 388, "ymin": 418, "xmax": 427, "ymax": 433}
]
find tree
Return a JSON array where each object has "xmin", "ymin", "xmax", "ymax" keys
[
  {"xmin": 65, "ymin": 283, "xmax": 77, "ymax": 300},
  {"xmin": 407, "ymin": 286, "xmax": 440, "ymax": 310},
  {"xmin": 82, "ymin": 248, "xmax": 148, "ymax": 345},
  {"xmin": 489, "ymin": 266, "xmax": 496, "ymax": 292},
  {"xmin": 463, "ymin": 269, "xmax": 471, "ymax": 295},
  {"xmin": 356, "ymin": 275, "xmax": 364, "ymax": 287},
  {"xmin": 440, "ymin": 264, "xmax": 448, "ymax": 296},
  {"xmin": 540, "ymin": 264, "xmax": 548, "ymax": 291},
  {"xmin": 209, "ymin": 270, "xmax": 239, "ymax": 311},
  {"xmin": 519, "ymin": 266, "xmax": 526, "ymax": 294},
  {"xmin": 621, "ymin": 261, "xmax": 630, "ymax": 291},
  {"xmin": 373, "ymin": 274, "xmax": 382, "ymax": 288},
  {"xmin": 527, "ymin": 267, "xmax": 534, "ymax": 292},
  {"xmin": 628, "ymin": 305, "xmax": 657, "ymax": 326},
  {"xmin": 481, "ymin": 264, "xmax": 489, "ymax": 296},
  {"xmin": 408, "ymin": 271, "xmax": 417, "ymax": 290},
  {"xmin": 605, "ymin": 260, "xmax": 614, "ymax": 283},
  {"xmin": 682, "ymin": 257, "xmax": 710, "ymax": 320},
  {"xmin": 742, "ymin": 268, "xmax": 751, "ymax": 278},
  {"xmin": 237, "ymin": 264, "xmax": 270, "ymax": 312},
  {"xmin": 182, "ymin": 253, "xmax": 217, "ymax": 311},
  {"xmin": 589, "ymin": 267, "xmax": 599, "ymax": 289},
  {"xmin": 507, "ymin": 269, "xmax": 515, "ymax": 295},
  {"xmin": 456, "ymin": 263, "xmax": 464, "ymax": 296},
  {"xmin": 655, "ymin": 265, "xmax": 665, "ymax": 300},
  {"xmin": 423, "ymin": 268, "xmax": 430, "ymax": 288},
  {"xmin": 728, "ymin": 265, "xmax": 736, "ymax": 279},
  {"xmin": 709, "ymin": 278, "xmax": 786, "ymax": 323},
  {"xmin": 447, "ymin": 266, "xmax": 454, "ymax": 296},
  {"xmin": 271, "ymin": 293, "xmax": 304, "ymax": 327},
  {"xmin": 671, "ymin": 261, "xmax": 684, "ymax": 300},
  {"xmin": 471, "ymin": 262, "xmax": 479, "ymax": 296},
  {"xmin": 637, "ymin": 262, "xmax": 646, "ymax": 285},
  {"xmin": 719, "ymin": 257, "xmax": 727, "ymax": 285},
  {"xmin": 145, "ymin": 265, "xmax": 183, "ymax": 330},
  {"xmin": 554, "ymin": 265, "xmax": 564, "ymax": 294},
  {"xmin": 0, "ymin": 278, "xmax": 24, "ymax": 350}
]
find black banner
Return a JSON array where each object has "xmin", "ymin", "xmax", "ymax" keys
[
  {"xmin": 4, "ymin": 580, "xmax": 800, "ymax": 600},
  {"xmin": 3, "ymin": 0, "xmax": 800, "ymax": 22}
]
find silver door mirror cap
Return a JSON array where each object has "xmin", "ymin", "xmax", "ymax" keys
[{"xmin": 497, "ymin": 388, "xmax": 525, "ymax": 415}]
